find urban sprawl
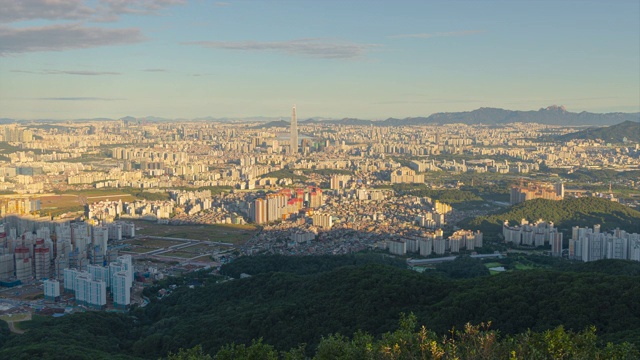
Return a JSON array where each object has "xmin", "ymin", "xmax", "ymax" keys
[{"xmin": 0, "ymin": 106, "xmax": 639, "ymax": 313}]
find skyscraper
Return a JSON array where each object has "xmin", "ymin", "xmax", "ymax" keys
[{"xmin": 290, "ymin": 105, "xmax": 298, "ymax": 153}]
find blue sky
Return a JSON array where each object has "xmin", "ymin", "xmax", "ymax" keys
[{"xmin": 1, "ymin": 0, "xmax": 639, "ymax": 120}]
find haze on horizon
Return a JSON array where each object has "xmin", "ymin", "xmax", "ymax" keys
[{"xmin": 1, "ymin": 0, "xmax": 639, "ymax": 120}]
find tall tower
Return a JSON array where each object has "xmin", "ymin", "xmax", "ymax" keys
[{"xmin": 290, "ymin": 105, "xmax": 298, "ymax": 154}]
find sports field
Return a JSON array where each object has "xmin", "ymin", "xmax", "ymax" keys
[{"xmin": 131, "ymin": 220, "xmax": 258, "ymax": 245}]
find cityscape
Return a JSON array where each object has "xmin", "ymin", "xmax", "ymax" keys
[{"xmin": 0, "ymin": 0, "xmax": 639, "ymax": 359}]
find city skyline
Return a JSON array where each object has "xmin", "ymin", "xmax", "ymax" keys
[
  {"xmin": 1, "ymin": 0, "xmax": 639, "ymax": 120},
  {"xmin": 290, "ymin": 105, "xmax": 298, "ymax": 153}
]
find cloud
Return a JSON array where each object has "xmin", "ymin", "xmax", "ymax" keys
[
  {"xmin": 37, "ymin": 97, "xmax": 124, "ymax": 101},
  {"xmin": 12, "ymin": 69, "xmax": 121, "ymax": 75},
  {"xmin": 0, "ymin": 23, "xmax": 144, "ymax": 55},
  {"xmin": 0, "ymin": 0, "xmax": 186, "ymax": 23},
  {"xmin": 388, "ymin": 30, "xmax": 485, "ymax": 39},
  {"xmin": 373, "ymin": 98, "xmax": 485, "ymax": 105},
  {"xmin": 142, "ymin": 68, "xmax": 167, "ymax": 72},
  {"xmin": 0, "ymin": 0, "xmax": 95, "ymax": 23},
  {"xmin": 183, "ymin": 38, "xmax": 376, "ymax": 59},
  {"xmin": 95, "ymin": 0, "xmax": 187, "ymax": 19}
]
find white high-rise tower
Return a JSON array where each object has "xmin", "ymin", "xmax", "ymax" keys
[{"xmin": 290, "ymin": 105, "xmax": 298, "ymax": 153}]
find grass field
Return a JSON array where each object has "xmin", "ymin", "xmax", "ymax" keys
[
  {"xmin": 123, "ymin": 247, "xmax": 151, "ymax": 254},
  {"xmin": 131, "ymin": 220, "xmax": 258, "ymax": 245},
  {"xmin": 158, "ymin": 251, "xmax": 196, "ymax": 259},
  {"xmin": 38, "ymin": 192, "xmax": 131, "ymax": 218},
  {"xmin": 484, "ymin": 261, "xmax": 536, "ymax": 275},
  {"xmin": 39, "ymin": 194, "xmax": 85, "ymax": 217},
  {"xmin": 0, "ymin": 313, "xmax": 31, "ymax": 323},
  {"xmin": 156, "ymin": 242, "xmax": 226, "ymax": 259},
  {"xmin": 191, "ymin": 255, "xmax": 216, "ymax": 262},
  {"xmin": 85, "ymin": 194, "xmax": 134, "ymax": 202},
  {"xmin": 128, "ymin": 238, "xmax": 183, "ymax": 248},
  {"xmin": 14, "ymin": 314, "xmax": 49, "ymax": 331},
  {"xmin": 56, "ymin": 189, "xmax": 133, "ymax": 197},
  {"xmin": 515, "ymin": 263, "xmax": 535, "ymax": 270},
  {"xmin": 484, "ymin": 262, "xmax": 502, "ymax": 269}
]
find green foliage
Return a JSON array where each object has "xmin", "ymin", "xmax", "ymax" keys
[
  {"xmin": 556, "ymin": 120, "xmax": 640, "ymax": 143},
  {"xmin": 0, "ymin": 312, "xmax": 139, "ymax": 359},
  {"xmin": 220, "ymin": 253, "xmax": 406, "ymax": 279},
  {"xmin": 460, "ymin": 197, "xmax": 640, "ymax": 235},
  {"xmin": 4, "ymin": 256, "xmax": 640, "ymax": 359},
  {"xmin": 168, "ymin": 345, "xmax": 212, "ymax": 360},
  {"xmin": 132, "ymin": 191, "xmax": 170, "ymax": 201},
  {"xmin": 434, "ymin": 256, "xmax": 491, "ymax": 279},
  {"xmin": 261, "ymin": 169, "xmax": 307, "ymax": 182},
  {"xmin": 214, "ymin": 339, "xmax": 278, "ymax": 360},
  {"xmin": 210, "ymin": 314, "xmax": 639, "ymax": 360},
  {"xmin": 303, "ymin": 169, "xmax": 352, "ymax": 176},
  {"xmin": 384, "ymin": 184, "xmax": 483, "ymax": 204},
  {"xmin": 0, "ymin": 141, "xmax": 23, "ymax": 154}
]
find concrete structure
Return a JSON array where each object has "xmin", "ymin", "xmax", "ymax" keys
[
  {"xmin": 290, "ymin": 105, "xmax": 298, "ymax": 154},
  {"xmin": 551, "ymin": 232, "xmax": 563, "ymax": 257},
  {"xmin": 44, "ymin": 279, "xmax": 60, "ymax": 302},
  {"xmin": 112, "ymin": 271, "xmax": 131, "ymax": 310},
  {"xmin": 569, "ymin": 226, "xmax": 640, "ymax": 262},
  {"xmin": 388, "ymin": 239, "xmax": 406, "ymax": 255},
  {"xmin": 510, "ymin": 181, "xmax": 564, "ymax": 205}
]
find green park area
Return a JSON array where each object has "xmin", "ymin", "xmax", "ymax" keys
[
  {"xmin": 130, "ymin": 220, "xmax": 258, "ymax": 245},
  {"xmin": 483, "ymin": 255, "xmax": 554, "ymax": 275},
  {"xmin": 38, "ymin": 194, "xmax": 85, "ymax": 217}
]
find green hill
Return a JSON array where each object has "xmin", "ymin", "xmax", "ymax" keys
[
  {"xmin": 2, "ymin": 256, "xmax": 640, "ymax": 359},
  {"xmin": 557, "ymin": 120, "xmax": 640, "ymax": 143},
  {"xmin": 460, "ymin": 197, "xmax": 640, "ymax": 235}
]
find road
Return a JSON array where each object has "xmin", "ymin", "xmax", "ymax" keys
[{"xmin": 2, "ymin": 312, "xmax": 31, "ymax": 334}]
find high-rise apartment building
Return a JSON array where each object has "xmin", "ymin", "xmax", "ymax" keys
[
  {"xmin": 290, "ymin": 105, "xmax": 298, "ymax": 154},
  {"xmin": 112, "ymin": 271, "xmax": 131, "ymax": 309},
  {"xmin": 44, "ymin": 279, "xmax": 60, "ymax": 302}
]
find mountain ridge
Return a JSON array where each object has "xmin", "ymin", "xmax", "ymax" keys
[
  {"xmin": 3, "ymin": 106, "xmax": 638, "ymax": 125},
  {"xmin": 556, "ymin": 120, "xmax": 640, "ymax": 143}
]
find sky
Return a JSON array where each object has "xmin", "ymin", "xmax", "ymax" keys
[{"xmin": 0, "ymin": 0, "xmax": 639, "ymax": 120}]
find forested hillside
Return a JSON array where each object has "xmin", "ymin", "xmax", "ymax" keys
[
  {"xmin": 460, "ymin": 197, "xmax": 640, "ymax": 235},
  {"xmin": 1, "ymin": 255, "xmax": 640, "ymax": 359}
]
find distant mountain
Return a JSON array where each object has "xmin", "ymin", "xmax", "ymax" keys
[
  {"xmin": 251, "ymin": 120, "xmax": 291, "ymax": 129},
  {"xmin": 556, "ymin": 120, "xmax": 640, "ymax": 143},
  {"xmin": 381, "ymin": 106, "xmax": 640, "ymax": 126},
  {"xmin": 1, "ymin": 106, "xmax": 637, "ymax": 126},
  {"xmin": 299, "ymin": 106, "xmax": 639, "ymax": 126},
  {"xmin": 322, "ymin": 118, "xmax": 376, "ymax": 126},
  {"xmin": 193, "ymin": 116, "xmax": 283, "ymax": 122}
]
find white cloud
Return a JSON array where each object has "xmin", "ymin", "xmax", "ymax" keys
[
  {"xmin": 12, "ymin": 69, "xmax": 121, "ymax": 75},
  {"xmin": 388, "ymin": 30, "xmax": 485, "ymax": 39},
  {"xmin": 37, "ymin": 97, "xmax": 124, "ymax": 101},
  {"xmin": 183, "ymin": 38, "xmax": 377, "ymax": 59},
  {"xmin": 0, "ymin": 0, "xmax": 95, "ymax": 23},
  {"xmin": 0, "ymin": 23, "xmax": 144, "ymax": 55},
  {"xmin": 96, "ymin": 0, "xmax": 187, "ymax": 19},
  {"xmin": 0, "ymin": 0, "xmax": 186, "ymax": 23}
]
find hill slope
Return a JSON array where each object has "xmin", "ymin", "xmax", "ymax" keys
[
  {"xmin": 459, "ymin": 197, "xmax": 640, "ymax": 235},
  {"xmin": 1, "ymin": 257, "xmax": 640, "ymax": 358},
  {"xmin": 557, "ymin": 120, "xmax": 640, "ymax": 143}
]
